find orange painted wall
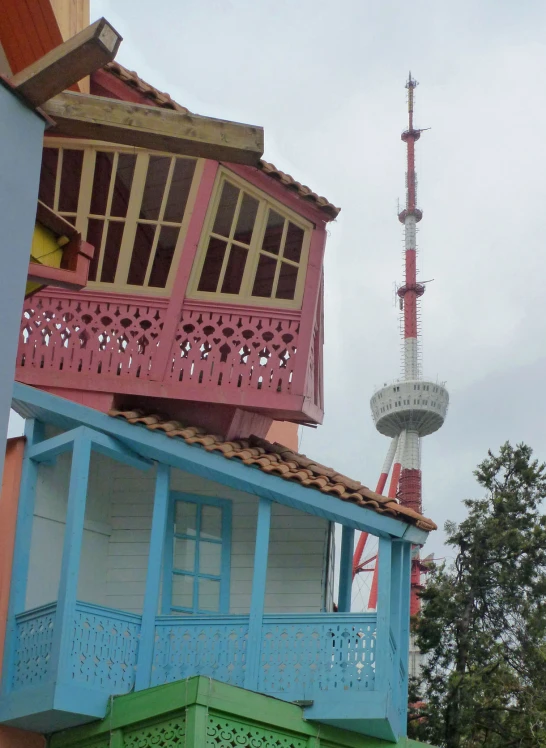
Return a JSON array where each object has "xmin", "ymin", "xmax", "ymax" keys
[
  {"xmin": 0, "ymin": 440, "xmax": 44, "ymax": 747},
  {"xmin": 0, "ymin": 726, "xmax": 45, "ymax": 748},
  {"xmin": 265, "ymin": 421, "xmax": 299, "ymax": 452},
  {"xmin": 0, "ymin": 438, "xmax": 25, "ymax": 680},
  {"xmin": 0, "ymin": 0, "xmax": 63, "ymax": 75}
]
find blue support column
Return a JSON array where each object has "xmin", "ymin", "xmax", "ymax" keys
[
  {"xmin": 135, "ymin": 463, "xmax": 170, "ymax": 691},
  {"xmin": 398, "ymin": 541, "xmax": 412, "ymax": 736},
  {"xmin": 1, "ymin": 419, "xmax": 43, "ymax": 695},
  {"xmin": 374, "ymin": 536, "xmax": 392, "ymax": 693},
  {"xmin": 389, "ymin": 540, "xmax": 404, "ymax": 728},
  {"xmin": 337, "ymin": 525, "xmax": 354, "ymax": 612},
  {"xmin": 50, "ymin": 431, "xmax": 92, "ymax": 683},
  {"xmin": 244, "ymin": 497, "xmax": 271, "ymax": 691},
  {"xmin": 0, "ymin": 84, "xmax": 45, "ymax": 495}
]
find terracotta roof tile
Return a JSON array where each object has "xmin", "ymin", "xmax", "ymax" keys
[
  {"xmin": 109, "ymin": 408, "xmax": 437, "ymax": 533},
  {"xmin": 103, "ymin": 62, "xmax": 340, "ymax": 220}
]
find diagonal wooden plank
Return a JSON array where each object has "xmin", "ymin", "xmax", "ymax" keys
[
  {"xmin": 9, "ymin": 17, "xmax": 121, "ymax": 107},
  {"xmin": 42, "ymin": 91, "xmax": 265, "ymax": 166}
]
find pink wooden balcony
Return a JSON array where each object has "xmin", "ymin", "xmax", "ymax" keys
[{"xmin": 16, "ymin": 288, "xmax": 324, "ymax": 424}]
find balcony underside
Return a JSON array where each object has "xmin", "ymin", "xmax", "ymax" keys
[{"xmin": 0, "ymin": 602, "xmax": 403, "ymax": 741}]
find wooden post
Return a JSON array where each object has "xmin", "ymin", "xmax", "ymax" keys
[
  {"xmin": 337, "ymin": 525, "xmax": 354, "ymax": 612},
  {"xmin": 389, "ymin": 540, "xmax": 403, "ymax": 726},
  {"xmin": 1, "ymin": 420, "xmax": 43, "ymax": 695},
  {"xmin": 398, "ymin": 541, "xmax": 412, "ymax": 736},
  {"xmin": 374, "ymin": 536, "xmax": 392, "ymax": 693},
  {"xmin": 185, "ymin": 703, "xmax": 209, "ymax": 745},
  {"xmin": 50, "ymin": 430, "xmax": 92, "ymax": 682},
  {"xmin": 244, "ymin": 497, "xmax": 271, "ymax": 691},
  {"xmin": 135, "ymin": 463, "xmax": 170, "ymax": 691}
]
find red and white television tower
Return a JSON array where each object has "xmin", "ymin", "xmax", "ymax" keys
[{"xmin": 353, "ymin": 74, "xmax": 449, "ymax": 616}]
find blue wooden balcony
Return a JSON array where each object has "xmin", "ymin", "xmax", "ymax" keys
[
  {"xmin": 0, "ymin": 384, "xmax": 427, "ymax": 741},
  {"xmin": 2, "ymin": 601, "xmax": 407, "ymax": 740}
]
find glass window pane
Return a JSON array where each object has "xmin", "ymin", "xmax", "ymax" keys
[
  {"xmin": 198, "ymin": 578, "xmax": 220, "ymax": 612},
  {"xmin": 233, "ymin": 193, "xmax": 258, "ymax": 245},
  {"xmin": 127, "ymin": 223, "xmax": 156, "ymax": 286},
  {"xmin": 276, "ymin": 261, "xmax": 298, "ymax": 300},
  {"xmin": 100, "ymin": 221, "xmax": 125, "ymax": 283},
  {"xmin": 111, "ymin": 154, "xmax": 136, "ymax": 218},
  {"xmin": 174, "ymin": 537, "xmax": 196, "ymax": 572},
  {"xmin": 39, "ymin": 148, "xmax": 58, "ymax": 208},
  {"xmin": 59, "ymin": 149, "xmax": 83, "ymax": 213},
  {"xmin": 252, "ymin": 254, "xmax": 276, "ymax": 298},
  {"xmin": 140, "ymin": 156, "xmax": 171, "ymax": 220},
  {"xmin": 163, "ymin": 158, "xmax": 196, "ymax": 223},
  {"xmin": 199, "ymin": 542, "xmax": 221, "ymax": 576},
  {"xmin": 221, "ymin": 245, "xmax": 247, "ymax": 295},
  {"xmin": 148, "ymin": 225, "xmax": 180, "ymax": 288},
  {"xmin": 212, "ymin": 181, "xmax": 239, "ymax": 237},
  {"xmin": 201, "ymin": 505, "xmax": 222, "ymax": 540},
  {"xmin": 198, "ymin": 237, "xmax": 227, "ymax": 292},
  {"xmin": 86, "ymin": 219, "xmax": 104, "ymax": 282},
  {"xmin": 283, "ymin": 222, "xmax": 305, "ymax": 263},
  {"xmin": 90, "ymin": 152, "xmax": 114, "ymax": 215},
  {"xmin": 172, "ymin": 574, "xmax": 194, "ymax": 609},
  {"xmin": 261, "ymin": 210, "xmax": 284, "ymax": 256},
  {"xmin": 175, "ymin": 501, "xmax": 197, "ymax": 536}
]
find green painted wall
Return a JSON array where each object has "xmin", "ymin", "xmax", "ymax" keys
[{"xmin": 48, "ymin": 677, "xmax": 434, "ymax": 748}]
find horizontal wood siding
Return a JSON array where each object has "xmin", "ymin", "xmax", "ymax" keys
[{"xmin": 25, "ymin": 457, "xmax": 330, "ymax": 616}]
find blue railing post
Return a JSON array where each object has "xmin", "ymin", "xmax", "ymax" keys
[
  {"xmin": 398, "ymin": 541, "xmax": 412, "ymax": 735},
  {"xmin": 135, "ymin": 463, "xmax": 170, "ymax": 691},
  {"xmin": 1, "ymin": 419, "xmax": 44, "ymax": 695},
  {"xmin": 389, "ymin": 540, "xmax": 403, "ymax": 729},
  {"xmin": 244, "ymin": 497, "xmax": 271, "ymax": 691},
  {"xmin": 50, "ymin": 430, "xmax": 92, "ymax": 685},
  {"xmin": 338, "ymin": 525, "xmax": 354, "ymax": 612},
  {"xmin": 374, "ymin": 536, "xmax": 392, "ymax": 694}
]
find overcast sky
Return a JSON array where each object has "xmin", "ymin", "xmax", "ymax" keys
[
  {"xmin": 17, "ymin": 1, "xmax": 546, "ymax": 587},
  {"xmin": 94, "ymin": 0, "xmax": 546, "ymax": 556}
]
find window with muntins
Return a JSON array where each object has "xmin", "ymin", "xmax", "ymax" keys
[
  {"xmin": 164, "ymin": 494, "xmax": 231, "ymax": 614},
  {"xmin": 38, "ymin": 141, "xmax": 200, "ymax": 293},
  {"xmin": 189, "ymin": 171, "xmax": 312, "ymax": 308}
]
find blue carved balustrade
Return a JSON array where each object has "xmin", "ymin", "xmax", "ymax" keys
[{"xmin": 0, "ymin": 384, "xmax": 422, "ymax": 741}]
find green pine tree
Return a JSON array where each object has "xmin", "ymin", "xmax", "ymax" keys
[{"xmin": 409, "ymin": 442, "xmax": 546, "ymax": 747}]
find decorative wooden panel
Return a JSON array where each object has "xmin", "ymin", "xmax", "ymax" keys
[
  {"xmin": 124, "ymin": 716, "xmax": 186, "ymax": 748},
  {"xmin": 151, "ymin": 616, "xmax": 249, "ymax": 687},
  {"xmin": 166, "ymin": 302, "xmax": 300, "ymax": 395},
  {"xmin": 206, "ymin": 715, "xmax": 306, "ymax": 748},
  {"xmin": 12, "ymin": 604, "xmax": 56, "ymax": 690}
]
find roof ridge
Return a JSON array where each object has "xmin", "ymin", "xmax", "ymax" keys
[{"xmin": 102, "ymin": 62, "xmax": 340, "ymax": 219}]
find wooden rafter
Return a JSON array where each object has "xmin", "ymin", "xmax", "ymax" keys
[
  {"xmin": 42, "ymin": 91, "xmax": 264, "ymax": 166},
  {"xmin": 9, "ymin": 17, "xmax": 121, "ymax": 107}
]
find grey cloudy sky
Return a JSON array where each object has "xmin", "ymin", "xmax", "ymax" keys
[
  {"xmin": 92, "ymin": 0, "xmax": 546, "ymax": 561},
  {"xmin": 16, "ymin": 0, "xmax": 546, "ymax": 575}
]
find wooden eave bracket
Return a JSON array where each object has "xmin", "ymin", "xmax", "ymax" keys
[
  {"xmin": 42, "ymin": 91, "xmax": 265, "ymax": 166},
  {"xmin": 8, "ymin": 18, "xmax": 122, "ymax": 108}
]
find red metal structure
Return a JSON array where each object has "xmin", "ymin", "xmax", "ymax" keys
[{"xmin": 353, "ymin": 74, "xmax": 449, "ymax": 616}]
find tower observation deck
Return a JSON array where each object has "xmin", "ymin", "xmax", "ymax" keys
[{"xmin": 353, "ymin": 74, "xmax": 449, "ymax": 617}]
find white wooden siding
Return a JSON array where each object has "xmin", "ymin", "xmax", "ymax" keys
[{"xmin": 25, "ymin": 455, "xmax": 331, "ymax": 616}]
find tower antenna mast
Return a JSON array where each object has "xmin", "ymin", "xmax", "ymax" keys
[{"xmin": 352, "ymin": 74, "xmax": 449, "ymax": 623}]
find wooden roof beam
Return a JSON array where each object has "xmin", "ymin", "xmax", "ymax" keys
[
  {"xmin": 8, "ymin": 17, "xmax": 122, "ymax": 107},
  {"xmin": 42, "ymin": 91, "xmax": 265, "ymax": 166}
]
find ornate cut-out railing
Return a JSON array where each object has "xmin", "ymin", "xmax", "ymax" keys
[
  {"xmin": 12, "ymin": 603, "xmax": 56, "ymax": 690},
  {"xmin": 16, "ymin": 291, "xmax": 320, "ymax": 419},
  {"xmin": 165, "ymin": 301, "xmax": 300, "ymax": 396}
]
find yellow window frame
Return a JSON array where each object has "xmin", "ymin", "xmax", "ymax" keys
[
  {"xmin": 186, "ymin": 167, "xmax": 313, "ymax": 310},
  {"xmin": 41, "ymin": 137, "xmax": 204, "ymax": 297}
]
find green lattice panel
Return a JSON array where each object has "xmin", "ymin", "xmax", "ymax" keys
[
  {"xmin": 206, "ymin": 715, "xmax": 307, "ymax": 748},
  {"xmin": 123, "ymin": 715, "xmax": 186, "ymax": 747}
]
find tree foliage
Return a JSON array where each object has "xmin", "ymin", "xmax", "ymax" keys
[{"xmin": 409, "ymin": 442, "xmax": 546, "ymax": 747}]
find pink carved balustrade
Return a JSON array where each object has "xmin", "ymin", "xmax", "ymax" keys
[{"xmin": 17, "ymin": 290, "xmax": 323, "ymax": 423}]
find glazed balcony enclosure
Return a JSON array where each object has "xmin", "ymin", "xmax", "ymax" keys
[
  {"xmin": 0, "ymin": 385, "xmax": 428, "ymax": 742},
  {"xmin": 16, "ymin": 136, "xmax": 333, "ymax": 429}
]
